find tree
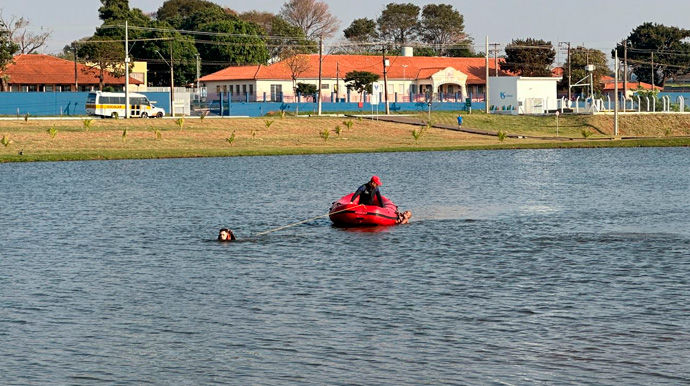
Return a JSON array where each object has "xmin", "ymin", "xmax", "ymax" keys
[
  {"xmin": 0, "ymin": 10, "xmax": 52, "ymax": 54},
  {"xmin": 157, "ymin": 0, "xmax": 235, "ymax": 30},
  {"xmin": 344, "ymin": 18, "xmax": 378, "ymax": 42},
  {"xmin": 280, "ymin": 0, "xmax": 340, "ymax": 41},
  {"xmin": 560, "ymin": 46, "xmax": 609, "ymax": 95},
  {"xmin": 501, "ymin": 38, "xmax": 556, "ymax": 77},
  {"xmin": 77, "ymin": 37, "xmax": 125, "ymax": 91},
  {"xmin": 0, "ymin": 19, "xmax": 20, "ymax": 91},
  {"xmin": 613, "ymin": 23, "xmax": 690, "ymax": 87},
  {"xmin": 418, "ymin": 4, "xmax": 471, "ymax": 57},
  {"xmin": 296, "ymin": 82, "xmax": 317, "ymax": 99},
  {"xmin": 241, "ymin": 12, "xmax": 316, "ymax": 59},
  {"xmin": 377, "ymin": 3, "xmax": 420, "ymax": 46},
  {"xmin": 194, "ymin": 19, "xmax": 269, "ymax": 74},
  {"xmin": 281, "ymin": 52, "xmax": 312, "ymax": 94},
  {"xmin": 344, "ymin": 70, "xmax": 379, "ymax": 96}
]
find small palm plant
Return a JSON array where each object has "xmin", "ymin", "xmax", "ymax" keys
[
  {"xmin": 251, "ymin": 129, "xmax": 257, "ymax": 139},
  {"xmin": 1, "ymin": 134, "xmax": 11, "ymax": 147},
  {"xmin": 199, "ymin": 111, "xmax": 207, "ymax": 122},
  {"xmin": 82, "ymin": 119, "xmax": 94, "ymax": 131},
  {"xmin": 335, "ymin": 125, "xmax": 342, "ymax": 138},
  {"xmin": 153, "ymin": 128, "xmax": 162, "ymax": 140},
  {"xmin": 343, "ymin": 120, "xmax": 353, "ymax": 129},
  {"xmin": 581, "ymin": 129, "xmax": 593, "ymax": 139},
  {"xmin": 320, "ymin": 128, "xmax": 330, "ymax": 142},
  {"xmin": 665, "ymin": 128, "xmax": 672, "ymax": 137},
  {"xmin": 264, "ymin": 120, "xmax": 274, "ymax": 128},
  {"xmin": 175, "ymin": 117, "xmax": 184, "ymax": 129},
  {"xmin": 122, "ymin": 128, "xmax": 128, "ymax": 142},
  {"xmin": 497, "ymin": 130, "xmax": 507, "ymax": 142},
  {"xmin": 412, "ymin": 128, "xmax": 423, "ymax": 143},
  {"xmin": 48, "ymin": 126, "xmax": 58, "ymax": 139},
  {"xmin": 227, "ymin": 131, "xmax": 236, "ymax": 145}
]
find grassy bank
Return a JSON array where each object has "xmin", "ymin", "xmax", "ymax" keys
[{"xmin": 1, "ymin": 113, "xmax": 689, "ymax": 162}]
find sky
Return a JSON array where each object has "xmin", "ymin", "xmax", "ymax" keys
[{"xmin": 3, "ymin": 0, "xmax": 690, "ymax": 63}]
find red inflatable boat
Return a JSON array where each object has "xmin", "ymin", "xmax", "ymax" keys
[{"xmin": 329, "ymin": 193, "xmax": 399, "ymax": 227}]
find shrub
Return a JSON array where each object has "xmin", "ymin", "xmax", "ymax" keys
[
  {"xmin": 82, "ymin": 119, "xmax": 94, "ymax": 131},
  {"xmin": 227, "ymin": 131, "xmax": 236, "ymax": 145},
  {"xmin": 497, "ymin": 130, "xmax": 507, "ymax": 142},
  {"xmin": 335, "ymin": 125, "xmax": 342, "ymax": 137},
  {"xmin": 264, "ymin": 120, "xmax": 274, "ymax": 128},
  {"xmin": 175, "ymin": 117, "xmax": 184, "ymax": 129},
  {"xmin": 581, "ymin": 129, "xmax": 593, "ymax": 139},
  {"xmin": 1, "ymin": 134, "xmax": 11, "ymax": 147},
  {"xmin": 343, "ymin": 120, "xmax": 353, "ymax": 129},
  {"xmin": 320, "ymin": 128, "xmax": 330, "ymax": 142},
  {"xmin": 48, "ymin": 126, "xmax": 58, "ymax": 139}
]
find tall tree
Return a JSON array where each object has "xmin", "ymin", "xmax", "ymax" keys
[
  {"xmin": 157, "ymin": 0, "xmax": 235, "ymax": 30},
  {"xmin": 418, "ymin": 4, "xmax": 471, "ymax": 57},
  {"xmin": 377, "ymin": 3, "xmax": 420, "ymax": 46},
  {"xmin": 280, "ymin": 0, "xmax": 340, "ymax": 40},
  {"xmin": 344, "ymin": 18, "xmax": 378, "ymax": 43},
  {"xmin": 0, "ymin": 11, "xmax": 52, "ymax": 54},
  {"xmin": 560, "ymin": 46, "xmax": 609, "ymax": 95},
  {"xmin": 613, "ymin": 22, "xmax": 690, "ymax": 87},
  {"xmin": 0, "ymin": 19, "xmax": 20, "ymax": 91},
  {"xmin": 501, "ymin": 38, "xmax": 556, "ymax": 77},
  {"xmin": 195, "ymin": 19, "xmax": 269, "ymax": 74},
  {"xmin": 241, "ymin": 11, "xmax": 316, "ymax": 59}
]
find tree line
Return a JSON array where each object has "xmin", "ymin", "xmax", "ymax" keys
[{"xmin": 2, "ymin": 1, "xmax": 690, "ymax": 92}]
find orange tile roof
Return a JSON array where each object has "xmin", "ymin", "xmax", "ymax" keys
[
  {"xmin": 1, "ymin": 54, "xmax": 143, "ymax": 85},
  {"xmin": 600, "ymin": 76, "xmax": 654, "ymax": 91},
  {"xmin": 200, "ymin": 54, "xmax": 505, "ymax": 85}
]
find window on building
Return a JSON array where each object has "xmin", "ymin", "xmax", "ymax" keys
[
  {"xmin": 270, "ymin": 84, "xmax": 282, "ymax": 102},
  {"xmin": 235, "ymin": 85, "xmax": 240, "ymax": 95},
  {"xmin": 447, "ymin": 85, "xmax": 454, "ymax": 94},
  {"xmin": 242, "ymin": 84, "xmax": 247, "ymax": 95},
  {"xmin": 321, "ymin": 83, "xmax": 330, "ymax": 90},
  {"xmin": 249, "ymin": 84, "xmax": 254, "ymax": 96},
  {"xmin": 217, "ymin": 85, "xmax": 221, "ymax": 93},
  {"xmin": 45, "ymin": 85, "xmax": 54, "ymax": 92},
  {"xmin": 411, "ymin": 84, "xmax": 418, "ymax": 94}
]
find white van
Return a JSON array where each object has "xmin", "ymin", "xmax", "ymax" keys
[{"xmin": 86, "ymin": 92, "xmax": 166, "ymax": 118}]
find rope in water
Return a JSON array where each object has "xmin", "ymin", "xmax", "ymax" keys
[{"xmin": 253, "ymin": 204, "xmax": 363, "ymax": 237}]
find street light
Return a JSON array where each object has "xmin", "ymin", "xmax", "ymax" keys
[
  {"xmin": 401, "ymin": 64, "xmax": 408, "ymax": 102},
  {"xmin": 585, "ymin": 64, "xmax": 595, "ymax": 100}
]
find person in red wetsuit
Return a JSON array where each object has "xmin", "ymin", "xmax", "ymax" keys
[{"xmin": 350, "ymin": 176, "xmax": 385, "ymax": 207}]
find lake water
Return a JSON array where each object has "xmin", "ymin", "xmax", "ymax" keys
[{"xmin": 1, "ymin": 148, "xmax": 689, "ymax": 385}]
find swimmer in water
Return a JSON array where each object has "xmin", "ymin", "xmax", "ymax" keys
[
  {"xmin": 218, "ymin": 228, "xmax": 236, "ymax": 241},
  {"xmin": 396, "ymin": 210, "xmax": 412, "ymax": 224}
]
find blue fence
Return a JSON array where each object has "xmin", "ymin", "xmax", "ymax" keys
[
  {"xmin": 211, "ymin": 101, "xmax": 482, "ymax": 117},
  {"xmin": 0, "ymin": 92, "xmax": 171, "ymax": 116}
]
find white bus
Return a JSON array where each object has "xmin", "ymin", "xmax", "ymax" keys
[{"xmin": 86, "ymin": 92, "xmax": 166, "ymax": 118}]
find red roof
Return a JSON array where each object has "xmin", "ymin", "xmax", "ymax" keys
[
  {"xmin": 600, "ymin": 76, "xmax": 654, "ymax": 91},
  {"xmin": 200, "ymin": 54, "xmax": 505, "ymax": 85},
  {"xmin": 1, "ymin": 54, "xmax": 143, "ymax": 85}
]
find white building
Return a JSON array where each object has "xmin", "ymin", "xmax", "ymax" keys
[{"xmin": 489, "ymin": 76, "xmax": 561, "ymax": 115}]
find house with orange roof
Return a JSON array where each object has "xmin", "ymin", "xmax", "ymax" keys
[
  {"xmin": 0, "ymin": 54, "xmax": 143, "ymax": 93},
  {"xmin": 599, "ymin": 75, "xmax": 655, "ymax": 100},
  {"xmin": 199, "ymin": 53, "xmax": 504, "ymax": 103}
]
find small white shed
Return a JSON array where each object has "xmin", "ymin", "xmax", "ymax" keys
[{"xmin": 489, "ymin": 76, "xmax": 561, "ymax": 115}]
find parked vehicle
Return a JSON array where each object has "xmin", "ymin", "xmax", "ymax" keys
[{"xmin": 86, "ymin": 92, "xmax": 165, "ymax": 118}]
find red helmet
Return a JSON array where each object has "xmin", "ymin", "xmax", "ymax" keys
[{"xmin": 370, "ymin": 175, "xmax": 382, "ymax": 186}]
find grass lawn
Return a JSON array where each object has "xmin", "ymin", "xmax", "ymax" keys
[{"xmin": 1, "ymin": 113, "xmax": 689, "ymax": 163}]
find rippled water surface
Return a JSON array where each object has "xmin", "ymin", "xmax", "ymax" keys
[{"xmin": 2, "ymin": 148, "xmax": 690, "ymax": 385}]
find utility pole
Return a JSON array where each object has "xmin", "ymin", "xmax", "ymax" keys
[
  {"xmin": 336, "ymin": 61, "xmax": 340, "ymax": 102},
  {"xmin": 490, "ymin": 43, "xmax": 500, "ymax": 76},
  {"xmin": 651, "ymin": 52, "xmax": 655, "ymax": 91},
  {"xmin": 73, "ymin": 41, "xmax": 78, "ymax": 91},
  {"xmin": 383, "ymin": 45, "xmax": 390, "ymax": 114},
  {"xmin": 567, "ymin": 42, "xmax": 571, "ymax": 102},
  {"xmin": 195, "ymin": 54, "xmax": 201, "ymax": 100},
  {"xmin": 485, "ymin": 36, "xmax": 490, "ymax": 114},
  {"xmin": 125, "ymin": 20, "xmax": 130, "ymax": 119},
  {"xmin": 317, "ymin": 34, "xmax": 323, "ymax": 115},
  {"xmin": 170, "ymin": 43, "xmax": 175, "ymax": 117},
  {"xmin": 623, "ymin": 40, "xmax": 628, "ymax": 100},
  {"xmin": 614, "ymin": 49, "xmax": 619, "ymax": 136}
]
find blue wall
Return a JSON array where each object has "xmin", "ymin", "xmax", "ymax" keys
[{"xmin": 0, "ymin": 92, "xmax": 171, "ymax": 116}]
